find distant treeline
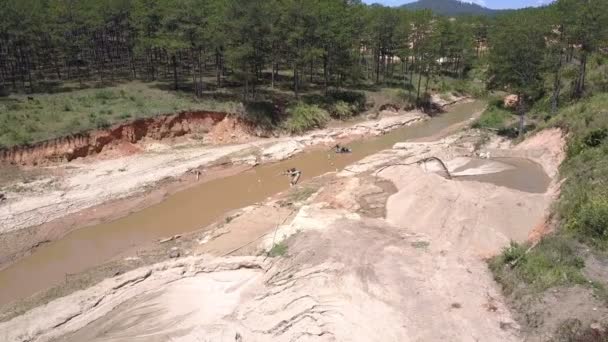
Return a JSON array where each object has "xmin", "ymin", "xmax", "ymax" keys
[
  {"xmin": 0, "ymin": 0, "xmax": 605, "ymax": 103},
  {"xmin": 0, "ymin": 0, "xmax": 490, "ymax": 99}
]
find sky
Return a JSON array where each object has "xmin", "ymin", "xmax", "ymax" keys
[{"xmin": 362, "ymin": 0, "xmax": 554, "ymax": 10}]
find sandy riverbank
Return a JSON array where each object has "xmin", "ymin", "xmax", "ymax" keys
[
  {"xmin": 0, "ymin": 123, "xmax": 565, "ymax": 341},
  {"xmin": 1, "ymin": 100, "xmax": 452, "ymax": 271}
]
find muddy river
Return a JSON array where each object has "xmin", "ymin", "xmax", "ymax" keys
[{"xmin": 0, "ymin": 100, "xmax": 548, "ymax": 307}]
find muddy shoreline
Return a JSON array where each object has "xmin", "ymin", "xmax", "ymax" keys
[
  {"xmin": 0, "ymin": 105, "xmax": 434, "ymax": 271},
  {"xmin": 0, "ymin": 98, "xmax": 481, "ymax": 308},
  {"xmin": 0, "ymin": 124, "xmax": 565, "ymax": 341},
  {"xmin": 0, "ymin": 117, "xmax": 427, "ymax": 271},
  {"xmin": 0, "ymin": 163, "xmax": 252, "ymax": 271}
]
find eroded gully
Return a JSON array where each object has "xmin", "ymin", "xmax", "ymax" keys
[{"xmin": 0, "ymin": 100, "xmax": 545, "ymax": 307}]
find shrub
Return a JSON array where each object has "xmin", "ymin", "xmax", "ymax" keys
[
  {"xmin": 283, "ymin": 103, "xmax": 329, "ymax": 134},
  {"xmin": 583, "ymin": 128, "xmax": 608, "ymax": 148},
  {"xmin": 330, "ymin": 100, "xmax": 355, "ymax": 119}
]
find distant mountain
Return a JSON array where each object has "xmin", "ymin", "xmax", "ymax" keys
[{"xmin": 400, "ymin": 0, "xmax": 502, "ymax": 16}]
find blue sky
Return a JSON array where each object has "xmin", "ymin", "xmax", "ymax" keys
[{"xmin": 362, "ymin": 0, "xmax": 554, "ymax": 10}]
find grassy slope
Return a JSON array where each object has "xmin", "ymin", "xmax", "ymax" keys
[
  {"xmin": 0, "ymin": 82, "xmax": 240, "ymax": 148},
  {"xmin": 488, "ymin": 92, "xmax": 608, "ymax": 339},
  {"xmin": 489, "ymin": 93, "xmax": 608, "ymax": 282},
  {"xmin": 0, "ymin": 70, "xmax": 480, "ymax": 149}
]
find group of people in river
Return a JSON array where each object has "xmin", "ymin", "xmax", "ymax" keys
[{"xmin": 283, "ymin": 144, "xmax": 352, "ymax": 187}]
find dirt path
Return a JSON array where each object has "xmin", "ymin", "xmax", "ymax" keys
[{"xmin": 0, "ymin": 127, "xmax": 565, "ymax": 342}]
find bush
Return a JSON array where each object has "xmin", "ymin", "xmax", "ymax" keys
[
  {"xmin": 330, "ymin": 100, "xmax": 355, "ymax": 119},
  {"xmin": 583, "ymin": 128, "xmax": 608, "ymax": 148},
  {"xmin": 283, "ymin": 103, "xmax": 329, "ymax": 134}
]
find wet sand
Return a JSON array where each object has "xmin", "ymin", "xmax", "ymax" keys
[{"xmin": 0, "ymin": 101, "xmax": 487, "ymax": 307}]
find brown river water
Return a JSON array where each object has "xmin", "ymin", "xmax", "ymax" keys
[{"xmin": 0, "ymin": 100, "xmax": 548, "ymax": 307}]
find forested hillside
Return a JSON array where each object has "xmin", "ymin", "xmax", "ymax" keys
[
  {"xmin": 400, "ymin": 0, "xmax": 500, "ymax": 16},
  {"xmin": 0, "ymin": 0, "xmax": 491, "ymax": 147},
  {"xmin": 0, "ymin": 0, "xmax": 606, "ymax": 148},
  {"xmin": 0, "ymin": 0, "xmax": 481, "ymax": 97}
]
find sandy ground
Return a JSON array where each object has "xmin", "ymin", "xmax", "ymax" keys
[
  {"xmin": 0, "ymin": 109, "xmax": 425, "ymax": 269},
  {"xmin": 0, "ymin": 127, "xmax": 566, "ymax": 342},
  {"xmin": 0, "ymin": 111, "xmax": 422, "ymax": 235}
]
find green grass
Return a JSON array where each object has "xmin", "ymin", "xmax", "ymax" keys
[
  {"xmin": 0, "ymin": 81, "xmax": 240, "ymax": 148},
  {"xmin": 489, "ymin": 236, "xmax": 586, "ymax": 295},
  {"xmin": 437, "ymin": 77, "xmax": 487, "ymax": 98},
  {"xmin": 490, "ymin": 93, "xmax": 608, "ymax": 297},
  {"xmin": 288, "ymin": 186, "xmax": 318, "ymax": 203},
  {"xmin": 472, "ymin": 105, "xmax": 514, "ymax": 130},
  {"xmin": 548, "ymin": 94, "xmax": 608, "ymax": 248},
  {"xmin": 268, "ymin": 241, "xmax": 288, "ymax": 257}
]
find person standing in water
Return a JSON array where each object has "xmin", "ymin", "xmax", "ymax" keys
[{"xmin": 284, "ymin": 168, "xmax": 302, "ymax": 187}]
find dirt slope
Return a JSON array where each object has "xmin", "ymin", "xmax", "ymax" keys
[
  {"xmin": 0, "ymin": 111, "xmax": 254, "ymax": 165},
  {"xmin": 0, "ymin": 128, "xmax": 565, "ymax": 342}
]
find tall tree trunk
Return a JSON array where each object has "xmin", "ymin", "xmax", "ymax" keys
[
  {"xmin": 293, "ymin": 64, "xmax": 299, "ymax": 99},
  {"xmin": 402, "ymin": 61, "xmax": 407, "ymax": 89},
  {"xmin": 129, "ymin": 46, "xmax": 137, "ymax": 79},
  {"xmin": 172, "ymin": 54, "xmax": 178, "ymax": 90},
  {"xmin": 309, "ymin": 59, "xmax": 313, "ymax": 83},
  {"xmin": 323, "ymin": 54, "xmax": 328, "ymax": 95},
  {"xmin": 271, "ymin": 61, "xmax": 275, "ymax": 89},
  {"xmin": 416, "ymin": 70, "xmax": 423, "ymax": 103},
  {"xmin": 375, "ymin": 49, "xmax": 380, "ymax": 84},
  {"xmin": 551, "ymin": 51, "xmax": 564, "ymax": 115},
  {"xmin": 27, "ymin": 56, "xmax": 34, "ymax": 93},
  {"xmin": 573, "ymin": 51, "xmax": 587, "ymax": 98},
  {"xmin": 517, "ymin": 92, "xmax": 525, "ymax": 137},
  {"xmin": 215, "ymin": 48, "xmax": 222, "ymax": 88},
  {"xmin": 198, "ymin": 49, "xmax": 204, "ymax": 97}
]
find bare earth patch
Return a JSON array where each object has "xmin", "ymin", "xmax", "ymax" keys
[{"xmin": 0, "ymin": 124, "xmax": 568, "ymax": 342}]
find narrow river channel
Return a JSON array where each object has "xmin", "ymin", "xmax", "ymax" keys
[{"xmin": 1, "ymin": 101, "xmax": 492, "ymax": 306}]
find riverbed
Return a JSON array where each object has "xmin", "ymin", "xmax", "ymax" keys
[{"xmin": 0, "ymin": 101, "xmax": 490, "ymax": 307}]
